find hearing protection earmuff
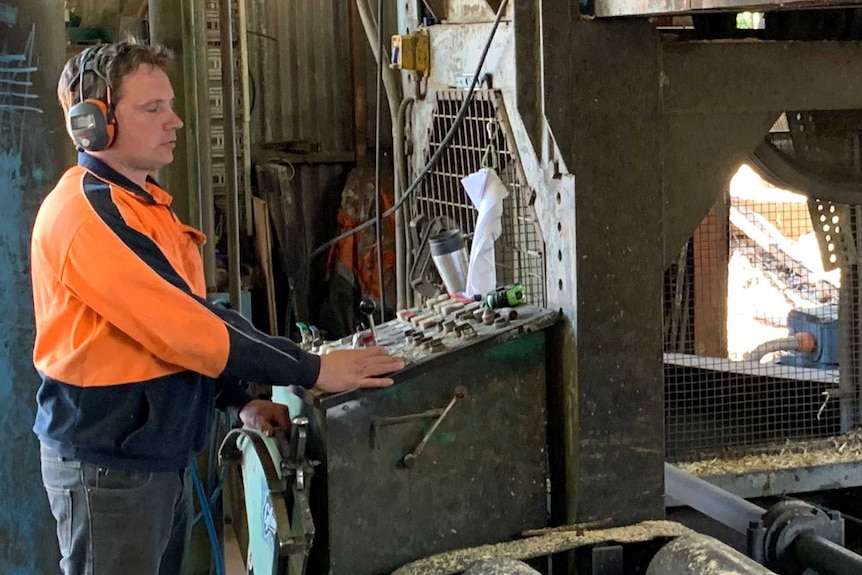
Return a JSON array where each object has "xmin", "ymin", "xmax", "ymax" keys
[{"xmin": 67, "ymin": 46, "xmax": 116, "ymax": 152}]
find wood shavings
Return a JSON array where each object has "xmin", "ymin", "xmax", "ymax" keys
[
  {"xmin": 678, "ymin": 429, "xmax": 862, "ymax": 476},
  {"xmin": 392, "ymin": 521, "xmax": 692, "ymax": 575}
]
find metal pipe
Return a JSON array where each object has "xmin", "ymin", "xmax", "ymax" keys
[
  {"xmin": 791, "ymin": 532, "xmax": 862, "ymax": 575},
  {"xmin": 374, "ymin": 0, "xmax": 385, "ymax": 322},
  {"xmin": 647, "ymin": 534, "xmax": 777, "ymax": 575},
  {"xmin": 149, "ymin": 0, "xmax": 192, "ymax": 225},
  {"xmin": 394, "ymin": 97, "xmax": 414, "ymax": 309},
  {"xmin": 192, "ymin": 0, "xmax": 216, "ymax": 293},
  {"xmin": 219, "ymin": 0, "xmax": 243, "ymax": 314},
  {"xmin": 178, "ymin": 2, "xmax": 201, "ymax": 230},
  {"xmin": 237, "ymin": 0, "xmax": 253, "ymax": 238},
  {"xmin": 745, "ymin": 336, "xmax": 800, "ymax": 362},
  {"xmin": 354, "ymin": 0, "xmax": 402, "ymax": 132},
  {"xmin": 665, "ymin": 463, "xmax": 765, "ymax": 535}
]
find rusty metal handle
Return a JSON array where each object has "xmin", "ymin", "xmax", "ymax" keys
[{"xmin": 403, "ymin": 386, "xmax": 468, "ymax": 468}]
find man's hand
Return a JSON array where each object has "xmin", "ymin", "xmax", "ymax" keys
[
  {"xmin": 315, "ymin": 347, "xmax": 404, "ymax": 393},
  {"xmin": 239, "ymin": 399, "xmax": 290, "ymax": 437}
]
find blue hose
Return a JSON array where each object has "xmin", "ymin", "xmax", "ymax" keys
[{"xmin": 191, "ymin": 458, "xmax": 225, "ymax": 575}]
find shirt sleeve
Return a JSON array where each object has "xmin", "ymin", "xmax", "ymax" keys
[{"xmin": 60, "ymin": 188, "xmax": 320, "ymax": 388}]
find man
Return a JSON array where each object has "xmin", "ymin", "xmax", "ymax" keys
[{"xmin": 32, "ymin": 39, "xmax": 403, "ymax": 575}]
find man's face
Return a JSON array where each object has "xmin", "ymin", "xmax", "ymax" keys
[{"xmin": 104, "ymin": 64, "xmax": 183, "ymax": 175}]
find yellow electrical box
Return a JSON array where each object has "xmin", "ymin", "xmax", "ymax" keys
[{"xmin": 390, "ymin": 31, "xmax": 430, "ymax": 75}]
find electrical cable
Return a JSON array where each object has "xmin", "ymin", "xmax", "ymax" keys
[
  {"xmin": 191, "ymin": 457, "xmax": 226, "ymax": 575},
  {"xmin": 294, "ymin": 0, "xmax": 509, "ymax": 285},
  {"xmin": 374, "ymin": 0, "xmax": 386, "ymax": 322}
]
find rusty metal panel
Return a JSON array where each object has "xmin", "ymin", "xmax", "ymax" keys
[{"xmin": 593, "ymin": 0, "xmax": 862, "ymax": 17}]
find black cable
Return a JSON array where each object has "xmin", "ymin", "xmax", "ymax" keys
[
  {"xmin": 374, "ymin": 0, "xmax": 385, "ymax": 322},
  {"xmin": 285, "ymin": 0, "xmax": 509, "ymax": 330}
]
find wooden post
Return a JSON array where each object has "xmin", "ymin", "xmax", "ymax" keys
[{"xmin": 693, "ymin": 192, "xmax": 729, "ymax": 358}]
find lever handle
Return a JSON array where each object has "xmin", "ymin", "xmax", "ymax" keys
[{"xmin": 403, "ymin": 386, "xmax": 468, "ymax": 468}]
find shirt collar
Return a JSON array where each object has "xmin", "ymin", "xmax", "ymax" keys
[{"xmin": 77, "ymin": 152, "xmax": 174, "ymax": 207}]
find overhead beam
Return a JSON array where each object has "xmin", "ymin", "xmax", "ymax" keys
[
  {"xmin": 664, "ymin": 40, "xmax": 862, "ymax": 113},
  {"xmin": 593, "ymin": 0, "xmax": 862, "ymax": 18}
]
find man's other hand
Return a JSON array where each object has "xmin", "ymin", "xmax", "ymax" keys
[
  {"xmin": 315, "ymin": 347, "xmax": 404, "ymax": 393},
  {"xmin": 239, "ymin": 399, "xmax": 290, "ymax": 436}
]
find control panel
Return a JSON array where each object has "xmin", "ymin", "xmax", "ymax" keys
[{"xmin": 300, "ymin": 294, "xmax": 555, "ymax": 373}]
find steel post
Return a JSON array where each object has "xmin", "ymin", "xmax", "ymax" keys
[
  {"xmin": 149, "ymin": 0, "xmax": 193, "ymax": 226},
  {"xmin": 218, "ymin": 0, "xmax": 243, "ymax": 313}
]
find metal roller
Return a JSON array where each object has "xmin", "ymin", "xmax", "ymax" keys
[
  {"xmin": 463, "ymin": 558, "xmax": 541, "ymax": 575},
  {"xmin": 647, "ymin": 534, "xmax": 778, "ymax": 575}
]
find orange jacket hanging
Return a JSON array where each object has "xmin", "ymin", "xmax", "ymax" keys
[{"xmin": 31, "ymin": 153, "xmax": 320, "ymax": 471}]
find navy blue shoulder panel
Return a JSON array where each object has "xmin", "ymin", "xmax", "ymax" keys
[
  {"xmin": 78, "ymin": 152, "xmax": 156, "ymax": 204},
  {"xmin": 81, "ymin": 172, "xmax": 191, "ymax": 294}
]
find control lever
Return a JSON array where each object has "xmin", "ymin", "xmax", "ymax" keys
[
  {"xmin": 403, "ymin": 386, "xmax": 468, "ymax": 468},
  {"xmin": 359, "ymin": 298, "xmax": 378, "ymax": 345},
  {"xmin": 281, "ymin": 417, "xmax": 310, "ymax": 491}
]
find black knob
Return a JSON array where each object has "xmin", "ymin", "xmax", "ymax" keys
[{"xmin": 359, "ymin": 298, "xmax": 376, "ymax": 316}]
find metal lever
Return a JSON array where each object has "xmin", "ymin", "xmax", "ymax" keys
[
  {"xmin": 403, "ymin": 386, "xmax": 467, "ymax": 468},
  {"xmin": 359, "ymin": 298, "xmax": 378, "ymax": 345},
  {"xmin": 283, "ymin": 417, "xmax": 310, "ymax": 491}
]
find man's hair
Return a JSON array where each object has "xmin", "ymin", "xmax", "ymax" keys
[{"xmin": 57, "ymin": 38, "xmax": 173, "ymax": 116}]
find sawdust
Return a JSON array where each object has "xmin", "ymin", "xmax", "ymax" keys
[
  {"xmin": 678, "ymin": 428, "xmax": 862, "ymax": 476},
  {"xmin": 392, "ymin": 520, "xmax": 691, "ymax": 575}
]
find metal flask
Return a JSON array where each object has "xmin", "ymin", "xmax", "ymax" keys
[{"xmin": 429, "ymin": 229, "xmax": 469, "ymax": 295}]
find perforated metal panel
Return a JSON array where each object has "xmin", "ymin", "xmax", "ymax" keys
[
  {"xmin": 810, "ymin": 200, "xmax": 855, "ymax": 271},
  {"xmin": 409, "ymin": 90, "xmax": 545, "ymax": 305}
]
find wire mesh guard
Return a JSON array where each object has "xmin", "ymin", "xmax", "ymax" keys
[
  {"xmin": 408, "ymin": 90, "xmax": 546, "ymax": 306},
  {"xmin": 664, "ymin": 164, "xmax": 860, "ymax": 464}
]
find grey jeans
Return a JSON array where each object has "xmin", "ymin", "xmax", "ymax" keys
[{"xmin": 40, "ymin": 444, "xmax": 192, "ymax": 575}]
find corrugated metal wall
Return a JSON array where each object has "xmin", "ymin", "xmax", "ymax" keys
[
  {"xmin": 0, "ymin": 2, "xmax": 69, "ymax": 573},
  {"xmin": 276, "ymin": 0, "xmax": 353, "ymax": 151},
  {"xmin": 247, "ymin": 0, "xmax": 396, "ymax": 148},
  {"xmin": 246, "ymin": 0, "xmax": 397, "ymax": 320}
]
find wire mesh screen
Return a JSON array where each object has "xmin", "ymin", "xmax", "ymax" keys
[
  {"xmin": 408, "ymin": 90, "xmax": 545, "ymax": 305},
  {"xmin": 664, "ymin": 162, "xmax": 857, "ymax": 464}
]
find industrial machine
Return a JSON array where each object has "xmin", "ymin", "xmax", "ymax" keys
[
  {"xmin": 223, "ymin": 298, "xmax": 557, "ymax": 574},
  {"xmin": 222, "ymin": 0, "xmax": 862, "ymax": 573}
]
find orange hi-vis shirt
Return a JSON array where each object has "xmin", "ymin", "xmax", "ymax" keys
[{"xmin": 32, "ymin": 153, "xmax": 320, "ymax": 471}]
